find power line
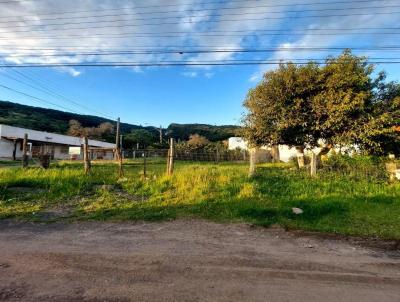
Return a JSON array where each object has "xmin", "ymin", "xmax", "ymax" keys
[
  {"xmin": 3, "ymin": 49, "xmax": 400, "ymax": 59},
  {"xmin": 0, "ymin": 0, "xmax": 386, "ymax": 18},
  {"xmin": 0, "ymin": 83, "xmax": 82, "ymax": 113},
  {"xmin": 4, "ymin": 68, "xmax": 115, "ymax": 119},
  {"xmin": 1, "ymin": 11, "xmax": 399, "ymax": 35},
  {"xmin": 1, "ymin": 60, "xmax": 400, "ymax": 68},
  {"xmin": 0, "ymin": 3, "xmax": 397, "ymax": 25},
  {"xmin": 1, "ymin": 30, "xmax": 399, "ymax": 41},
  {"xmin": 1, "ymin": 46, "xmax": 400, "ymax": 52},
  {"xmin": 1, "ymin": 26, "xmax": 398, "ymax": 37}
]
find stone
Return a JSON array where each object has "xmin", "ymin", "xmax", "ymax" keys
[{"xmin": 292, "ymin": 207, "xmax": 304, "ymax": 215}]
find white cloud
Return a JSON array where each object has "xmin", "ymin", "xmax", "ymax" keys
[
  {"xmin": 57, "ymin": 67, "xmax": 82, "ymax": 77},
  {"xmin": 247, "ymin": 3, "xmax": 400, "ymax": 81},
  {"xmin": 182, "ymin": 71, "xmax": 198, "ymax": 78},
  {"xmin": 0, "ymin": 0, "xmax": 397, "ymax": 79},
  {"xmin": 249, "ymin": 74, "xmax": 260, "ymax": 83}
]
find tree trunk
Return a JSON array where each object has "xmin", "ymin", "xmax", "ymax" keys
[
  {"xmin": 316, "ymin": 144, "xmax": 332, "ymax": 168},
  {"xmin": 271, "ymin": 145, "xmax": 280, "ymax": 163},
  {"xmin": 295, "ymin": 146, "xmax": 305, "ymax": 168}
]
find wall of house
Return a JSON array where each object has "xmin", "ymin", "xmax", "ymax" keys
[
  {"xmin": 53, "ymin": 146, "xmax": 71, "ymax": 160},
  {"xmin": 0, "ymin": 139, "xmax": 23, "ymax": 159},
  {"xmin": 91, "ymin": 150, "xmax": 114, "ymax": 160},
  {"xmin": 0, "ymin": 139, "xmax": 114, "ymax": 160},
  {"xmin": 228, "ymin": 137, "xmax": 248, "ymax": 150},
  {"xmin": 0, "ymin": 124, "xmax": 116, "ymax": 149}
]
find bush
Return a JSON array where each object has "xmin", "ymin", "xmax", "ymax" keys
[{"xmin": 322, "ymin": 154, "xmax": 388, "ymax": 181}]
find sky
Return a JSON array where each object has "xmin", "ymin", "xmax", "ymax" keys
[{"xmin": 0, "ymin": 0, "xmax": 399, "ymax": 127}]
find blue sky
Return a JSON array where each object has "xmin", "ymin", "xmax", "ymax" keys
[{"xmin": 0, "ymin": 0, "xmax": 399, "ymax": 126}]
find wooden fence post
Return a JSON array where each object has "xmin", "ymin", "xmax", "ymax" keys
[
  {"xmin": 83, "ymin": 136, "xmax": 91, "ymax": 175},
  {"xmin": 248, "ymin": 148, "xmax": 257, "ymax": 177},
  {"xmin": 167, "ymin": 138, "xmax": 175, "ymax": 175},
  {"xmin": 22, "ymin": 133, "xmax": 29, "ymax": 168},
  {"xmin": 143, "ymin": 150, "xmax": 147, "ymax": 178},
  {"xmin": 310, "ymin": 151, "xmax": 317, "ymax": 177}
]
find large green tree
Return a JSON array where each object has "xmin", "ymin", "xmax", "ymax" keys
[
  {"xmin": 243, "ymin": 50, "xmax": 400, "ymax": 161},
  {"xmin": 243, "ymin": 62, "xmax": 322, "ymax": 162}
]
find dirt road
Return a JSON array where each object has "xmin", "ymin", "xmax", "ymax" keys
[{"xmin": 0, "ymin": 220, "xmax": 399, "ymax": 301}]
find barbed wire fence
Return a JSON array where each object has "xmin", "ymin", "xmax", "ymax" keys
[{"xmin": 123, "ymin": 148, "xmax": 248, "ymax": 162}]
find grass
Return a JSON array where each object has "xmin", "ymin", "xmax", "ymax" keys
[{"xmin": 0, "ymin": 157, "xmax": 399, "ymax": 239}]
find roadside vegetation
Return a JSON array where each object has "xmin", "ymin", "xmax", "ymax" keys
[{"xmin": 0, "ymin": 156, "xmax": 399, "ymax": 240}]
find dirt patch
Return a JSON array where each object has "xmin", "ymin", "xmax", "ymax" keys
[
  {"xmin": 0, "ymin": 284, "xmax": 28, "ymax": 301},
  {"xmin": 0, "ymin": 219, "xmax": 399, "ymax": 301},
  {"xmin": 36, "ymin": 206, "xmax": 74, "ymax": 221},
  {"xmin": 266, "ymin": 226, "xmax": 400, "ymax": 256},
  {"xmin": 92, "ymin": 185, "xmax": 149, "ymax": 202},
  {"xmin": 6, "ymin": 187, "xmax": 46, "ymax": 195}
]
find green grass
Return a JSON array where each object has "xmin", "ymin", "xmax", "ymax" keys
[{"xmin": 0, "ymin": 158, "xmax": 399, "ymax": 239}]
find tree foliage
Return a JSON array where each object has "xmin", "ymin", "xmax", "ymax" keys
[
  {"xmin": 67, "ymin": 119, "xmax": 114, "ymax": 140},
  {"xmin": 243, "ymin": 50, "xmax": 400, "ymax": 155},
  {"xmin": 243, "ymin": 62, "xmax": 321, "ymax": 148},
  {"xmin": 186, "ymin": 134, "xmax": 210, "ymax": 149},
  {"xmin": 167, "ymin": 123, "xmax": 239, "ymax": 142},
  {"xmin": 123, "ymin": 129, "xmax": 156, "ymax": 149}
]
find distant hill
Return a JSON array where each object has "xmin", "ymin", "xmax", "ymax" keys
[
  {"xmin": 0, "ymin": 100, "xmax": 153, "ymax": 135},
  {"xmin": 167, "ymin": 123, "xmax": 240, "ymax": 142},
  {"xmin": 0, "ymin": 101, "xmax": 240, "ymax": 143}
]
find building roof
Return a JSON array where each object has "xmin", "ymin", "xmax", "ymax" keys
[{"xmin": 0, "ymin": 124, "xmax": 115, "ymax": 148}]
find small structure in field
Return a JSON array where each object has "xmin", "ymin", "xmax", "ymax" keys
[{"xmin": 0, "ymin": 124, "xmax": 115, "ymax": 160}]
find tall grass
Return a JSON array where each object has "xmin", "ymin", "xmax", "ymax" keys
[{"xmin": 0, "ymin": 158, "xmax": 399, "ymax": 239}]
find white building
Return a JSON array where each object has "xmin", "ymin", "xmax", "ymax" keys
[
  {"xmin": 228, "ymin": 137, "xmax": 329, "ymax": 163},
  {"xmin": 0, "ymin": 124, "xmax": 116, "ymax": 160},
  {"xmin": 228, "ymin": 137, "xmax": 248, "ymax": 151}
]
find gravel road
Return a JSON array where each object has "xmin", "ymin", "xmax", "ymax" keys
[{"xmin": 0, "ymin": 220, "xmax": 399, "ymax": 301}]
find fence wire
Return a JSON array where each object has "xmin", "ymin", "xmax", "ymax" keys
[{"xmin": 123, "ymin": 149, "xmax": 248, "ymax": 162}]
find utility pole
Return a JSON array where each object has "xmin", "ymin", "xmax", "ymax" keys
[
  {"xmin": 159, "ymin": 125, "xmax": 163, "ymax": 144},
  {"xmin": 115, "ymin": 117, "xmax": 120, "ymax": 153}
]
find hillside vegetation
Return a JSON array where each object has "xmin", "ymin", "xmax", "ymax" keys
[{"xmin": 0, "ymin": 101, "xmax": 239, "ymax": 144}]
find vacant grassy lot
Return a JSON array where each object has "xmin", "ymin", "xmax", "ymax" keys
[{"xmin": 0, "ymin": 157, "xmax": 399, "ymax": 239}]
